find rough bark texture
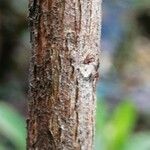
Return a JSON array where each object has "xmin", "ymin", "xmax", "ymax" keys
[{"xmin": 27, "ymin": 0, "xmax": 102, "ymax": 149}]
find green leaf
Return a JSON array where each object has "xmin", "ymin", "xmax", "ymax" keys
[
  {"xmin": 0, "ymin": 102, "xmax": 26, "ymax": 150},
  {"xmin": 104, "ymin": 101, "xmax": 137, "ymax": 150}
]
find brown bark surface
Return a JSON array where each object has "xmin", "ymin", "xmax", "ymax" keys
[{"xmin": 27, "ymin": 0, "xmax": 102, "ymax": 149}]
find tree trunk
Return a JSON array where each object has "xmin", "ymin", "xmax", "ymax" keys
[{"xmin": 27, "ymin": 0, "xmax": 102, "ymax": 149}]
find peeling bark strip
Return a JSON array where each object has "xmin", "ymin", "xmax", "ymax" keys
[{"xmin": 27, "ymin": 0, "xmax": 102, "ymax": 149}]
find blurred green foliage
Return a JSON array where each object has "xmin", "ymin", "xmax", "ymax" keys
[
  {"xmin": 0, "ymin": 102, "xmax": 26, "ymax": 150},
  {"xmin": 95, "ymin": 99, "xmax": 150, "ymax": 150},
  {"xmin": 125, "ymin": 132, "xmax": 150, "ymax": 150},
  {"xmin": 104, "ymin": 101, "xmax": 136, "ymax": 150}
]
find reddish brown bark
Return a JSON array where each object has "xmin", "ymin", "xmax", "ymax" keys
[{"xmin": 27, "ymin": 0, "xmax": 102, "ymax": 149}]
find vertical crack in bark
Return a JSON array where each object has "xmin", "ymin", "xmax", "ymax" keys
[
  {"xmin": 28, "ymin": 0, "xmax": 101, "ymax": 149},
  {"xmin": 75, "ymin": 78, "xmax": 79, "ymax": 143},
  {"xmin": 78, "ymin": 0, "xmax": 82, "ymax": 32},
  {"xmin": 89, "ymin": 0, "xmax": 93, "ymax": 33}
]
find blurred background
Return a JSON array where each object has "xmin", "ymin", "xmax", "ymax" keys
[{"xmin": 0, "ymin": 0, "xmax": 150, "ymax": 149}]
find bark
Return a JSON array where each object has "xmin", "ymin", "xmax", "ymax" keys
[{"xmin": 27, "ymin": 0, "xmax": 102, "ymax": 149}]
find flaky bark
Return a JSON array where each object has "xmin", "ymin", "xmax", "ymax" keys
[{"xmin": 27, "ymin": 0, "xmax": 102, "ymax": 149}]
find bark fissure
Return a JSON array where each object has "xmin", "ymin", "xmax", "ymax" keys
[{"xmin": 27, "ymin": 0, "xmax": 102, "ymax": 149}]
